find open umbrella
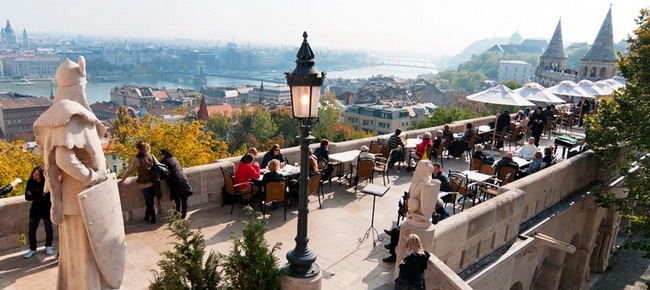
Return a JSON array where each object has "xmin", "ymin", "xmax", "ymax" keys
[
  {"xmin": 604, "ymin": 78, "xmax": 625, "ymax": 90},
  {"xmin": 577, "ymin": 80, "xmax": 609, "ymax": 96},
  {"xmin": 466, "ymin": 85, "xmax": 535, "ymax": 151},
  {"xmin": 514, "ymin": 82, "xmax": 566, "ymax": 104},
  {"xmin": 594, "ymin": 80, "xmax": 616, "ymax": 95},
  {"xmin": 545, "ymin": 80, "xmax": 595, "ymax": 98}
]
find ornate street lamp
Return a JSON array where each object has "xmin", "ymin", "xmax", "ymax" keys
[{"xmin": 284, "ymin": 31, "xmax": 325, "ymax": 278}]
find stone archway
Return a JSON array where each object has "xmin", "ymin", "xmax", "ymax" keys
[
  {"xmin": 558, "ymin": 233, "xmax": 581, "ymax": 289},
  {"xmin": 581, "ymin": 66, "xmax": 588, "ymax": 77},
  {"xmin": 599, "ymin": 67, "xmax": 607, "ymax": 79}
]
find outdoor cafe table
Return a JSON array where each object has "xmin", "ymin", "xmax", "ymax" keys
[
  {"xmin": 461, "ymin": 170, "xmax": 495, "ymax": 205},
  {"xmin": 478, "ymin": 125, "xmax": 493, "ymax": 135},
  {"xmin": 404, "ymin": 138, "xmax": 420, "ymax": 149},
  {"xmin": 259, "ymin": 164, "xmax": 301, "ymax": 178},
  {"xmin": 512, "ymin": 156, "xmax": 532, "ymax": 169},
  {"xmin": 329, "ymin": 149, "xmax": 361, "ymax": 185}
]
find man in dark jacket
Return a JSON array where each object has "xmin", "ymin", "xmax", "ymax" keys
[
  {"xmin": 528, "ymin": 106, "xmax": 547, "ymax": 147},
  {"xmin": 160, "ymin": 149, "xmax": 193, "ymax": 218}
]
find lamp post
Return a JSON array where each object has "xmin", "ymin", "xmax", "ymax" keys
[{"xmin": 284, "ymin": 31, "xmax": 325, "ymax": 279}]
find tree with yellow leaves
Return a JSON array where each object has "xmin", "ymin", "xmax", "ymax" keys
[
  {"xmin": 112, "ymin": 107, "xmax": 228, "ymax": 176},
  {"xmin": 0, "ymin": 140, "xmax": 43, "ymax": 197}
]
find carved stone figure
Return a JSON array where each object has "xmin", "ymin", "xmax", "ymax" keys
[
  {"xmin": 406, "ymin": 160, "xmax": 440, "ymax": 227},
  {"xmin": 34, "ymin": 56, "xmax": 125, "ymax": 289}
]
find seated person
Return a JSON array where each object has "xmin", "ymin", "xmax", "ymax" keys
[
  {"xmin": 472, "ymin": 144, "xmax": 494, "ymax": 164},
  {"xmin": 388, "ymin": 129, "xmax": 406, "ymax": 167},
  {"xmin": 449, "ymin": 123, "xmax": 474, "ymax": 157},
  {"xmin": 240, "ymin": 147, "xmax": 258, "ymax": 163},
  {"xmin": 410, "ymin": 132, "xmax": 433, "ymax": 161},
  {"xmin": 517, "ymin": 137, "xmax": 538, "ymax": 160},
  {"xmin": 518, "ymin": 151, "xmax": 544, "ymax": 178},
  {"xmin": 261, "ymin": 144, "xmax": 289, "ymax": 168},
  {"xmin": 233, "ymin": 153, "xmax": 261, "ymax": 201},
  {"xmin": 262, "ymin": 159, "xmax": 287, "ymax": 209},
  {"xmin": 383, "ymin": 199, "xmax": 449, "ymax": 263},
  {"xmin": 543, "ymin": 146, "xmax": 555, "ymax": 167},
  {"xmin": 493, "ymin": 152, "xmax": 519, "ymax": 177},
  {"xmin": 352, "ymin": 146, "xmax": 376, "ymax": 184},
  {"xmin": 442, "ymin": 125, "xmax": 453, "ymax": 145},
  {"xmin": 430, "ymin": 130, "xmax": 444, "ymax": 157},
  {"xmin": 288, "ymin": 152, "xmax": 319, "ymax": 205},
  {"xmin": 314, "ymin": 139, "xmax": 334, "ymax": 180}
]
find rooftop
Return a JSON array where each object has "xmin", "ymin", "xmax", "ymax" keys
[{"xmin": 0, "ymin": 127, "xmax": 576, "ymax": 289}]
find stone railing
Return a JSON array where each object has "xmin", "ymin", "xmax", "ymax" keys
[{"xmin": 0, "ymin": 115, "xmax": 493, "ymax": 253}]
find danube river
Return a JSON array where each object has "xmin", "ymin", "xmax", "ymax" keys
[{"xmin": 0, "ymin": 65, "xmax": 437, "ymax": 104}]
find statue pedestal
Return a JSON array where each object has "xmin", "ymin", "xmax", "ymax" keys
[
  {"xmin": 281, "ymin": 272, "xmax": 322, "ymax": 290},
  {"xmin": 393, "ymin": 220, "xmax": 436, "ymax": 280}
]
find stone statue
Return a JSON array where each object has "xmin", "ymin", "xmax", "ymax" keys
[
  {"xmin": 34, "ymin": 56, "xmax": 126, "ymax": 289},
  {"xmin": 406, "ymin": 160, "xmax": 440, "ymax": 227}
]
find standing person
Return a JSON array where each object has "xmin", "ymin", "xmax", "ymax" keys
[
  {"xmin": 119, "ymin": 141, "xmax": 157, "ymax": 224},
  {"xmin": 394, "ymin": 234, "xmax": 430, "ymax": 290},
  {"xmin": 160, "ymin": 149, "xmax": 193, "ymax": 219},
  {"xmin": 0, "ymin": 177, "xmax": 21, "ymax": 197},
  {"xmin": 529, "ymin": 106, "xmax": 547, "ymax": 147},
  {"xmin": 23, "ymin": 167, "xmax": 53, "ymax": 259},
  {"xmin": 261, "ymin": 144, "xmax": 289, "ymax": 168},
  {"xmin": 34, "ymin": 57, "xmax": 125, "ymax": 289}
]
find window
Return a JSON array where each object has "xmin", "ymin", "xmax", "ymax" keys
[{"xmin": 112, "ymin": 154, "xmax": 116, "ymax": 160}]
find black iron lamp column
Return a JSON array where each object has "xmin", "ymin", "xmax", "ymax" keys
[{"xmin": 284, "ymin": 31, "xmax": 325, "ymax": 278}]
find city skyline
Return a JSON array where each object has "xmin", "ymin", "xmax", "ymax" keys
[{"xmin": 2, "ymin": 0, "xmax": 648, "ymax": 57}]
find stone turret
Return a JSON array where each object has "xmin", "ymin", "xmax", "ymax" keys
[
  {"xmin": 580, "ymin": 6, "xmax": 617, "ymax": 80},
  {"xmin": 539, "ymin": 19, "xmax": 567, "ymax": 71}
]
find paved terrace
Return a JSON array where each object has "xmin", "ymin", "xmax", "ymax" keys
[{"xmin": 0, "ymin": 120, "xmax": 585, "ymax": 289}]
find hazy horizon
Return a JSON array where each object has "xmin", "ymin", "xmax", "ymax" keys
[{"xmin": 2, "ymin": 1, "xmax": 648, "ymax": 58}]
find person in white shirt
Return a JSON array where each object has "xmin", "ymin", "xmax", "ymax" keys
[{"xmin": 518, "ymin": 137, "xmax": 538, "ymax": 160}]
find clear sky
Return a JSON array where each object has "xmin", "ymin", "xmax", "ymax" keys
[{"xmin": 2, "ymin": 0, "xmax": 647, "ymax": 57}]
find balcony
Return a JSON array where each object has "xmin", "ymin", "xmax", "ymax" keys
[{"xmin": 0, "ymin": 115, "xmax": 620, "ymax": 289}]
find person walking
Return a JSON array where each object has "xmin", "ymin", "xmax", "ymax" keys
[
  {"xmin": 529, "ymin": 106, "xmax": 547, "ymax": 147},
  {"xmin": 23, "ymin": 167, "xmax": 54, "ymax": 259},
  {"xmin": 160, "ymin": 149, "xmax": 193, "ymax": 219},
  {"xmin": 119, "ymin": 141, "xmax": 157, "ymax": 224}
]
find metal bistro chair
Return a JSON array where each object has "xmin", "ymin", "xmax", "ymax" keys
[
  {"xmin": 373, "ymin": 156, "xmax": 389, "ymax": 186},
  {"xmin": 309, "ymin": 172, "xmax": 324, "ymax": 209},
  {"xmin": 262, "ymin": 180, "xmax": 288, "ymax": 220},
  {"xmin": 369, "ymin": 141, "xmax": 384, "ymax": 157},
  {"xmin": 481, "ymin": 172, "xmax": 515, "ymax": 199},
  {"xmin": 470, "ymin": 156, "xmax": 483, "ymax": 171},
  {"xmin": 448, "ymin": 170, "xmax": 476, "ymax": 212},
  {"xmin": 220, "ymin": 167, "xmax": 253, "ymax": 214},
  {"xmin": 354, "ymin": 158, "xmax": 375, "ymax": 193},
  {"xmin": 396, "ymin": 191, "xmax": 409, "ymax": 227}
]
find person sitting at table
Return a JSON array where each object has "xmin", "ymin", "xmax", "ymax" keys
[
  {"xmin": 240, "ymin": 147, "xmax": 258, "ymax": 163},
  {"xmin": 408, "ymin": 132, "xmax": 433, "ymax": 169},
  {"xmin": 472, "ymin": 144, "xmax": 494, "ymax": 164},
  {"xmin": 518, "ymin": 114, "xmax": 529, "ymax": 140},
  {"xmin": 431, "ymin": 130, "xmax": 444, "ymax": 157},
  {"xmin": 523, "ymin": 107, "xmax": 531, "ymax": 117},
  {"xmin": 388, "ymin": 129, "xmax": 406, "ymax": 168},
  {"xmin": 262, "ymin": 159, "xmax": 287, "ymax": 209},
  {"xmin": 513, "ymin": 110, "xmax": 524, "ymax": 122},
  {"xmin": 442, "ymin": 125, "xmax": 453, "ymax": 143},
  {"xmin": 289, "ymin": 152, "xmax": 319, "ymax": 204},
  {"xmin": 518, "ymin": 137, "xmax": 538, "ymax": 160},
  {"xmin": 314, "ymin": 139, "xmax": 334, "ymax": 180},
  {"xmin": 450, "ymin": 123, "xmax": 474, "ymax": 158},
  {"xmin": 431, "ymin": 162, "xmax": 452, "ymax": 192},
  {"xmin": 234, "ymin": 153, "xmax": 261, "ymax": 203},
  {"xmin": 543, "ymin": 146, "xmax": 555, "ymax": 167},
  {"xmin": 261, "ymin": 144, "xmax": 289, "ymax": 168},
  {"xmin": 529, "ymin": 106, "xmax": 547, "ymax": 147},
  {"xmin": 551, "ymin": 104, "xmax": 560, "ymax": 116},
  {"xmin": 352, "ymin": 145, "xmax": 376, "ymax": 185},
  {"xmin": 493, "ymin": 151, "xmax": 519, "ymax": 177},
  {"xmin": 518, "ymin": 151, "xmax": 544, "ymax": 178},
  {"xmin": 544, "ymin": 105, "xmax": 555, "ymax": 118}
]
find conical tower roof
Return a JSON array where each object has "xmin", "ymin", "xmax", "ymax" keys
[
  {"xmin": 541, "ymin": 19, "xmax": 566, "ymax": 59},
  {"xmin": 582, "ymin": 6, "xmax": 616, "ymax": 62},
  {"xmin": 197, "ymin": 95, "xmax": 209, "ymax": 121}
]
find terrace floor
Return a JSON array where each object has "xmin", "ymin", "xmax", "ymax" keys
[{"xmin": 0, "ymin": 131, "xmax": 583, "ymax": 290}]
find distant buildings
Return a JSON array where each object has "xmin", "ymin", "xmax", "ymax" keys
[
  {"xmin": 498, "ymin": 60, "xmax": 533, "ymax": 84},
  {"xmin": 342, "ymin": 102, "xmax": 436, "ymax": 135},
  {"xmin": 1, "ymin": 55, "xmax": 60, "ymax": 77},
  {"xmin": 1, "ymin": 21, "xmax": 17, "ymax": 45},
  {"xmin": 248, "ymin": 83, "xmax": 291, "ymax": 103},
  {"xmin": 0, "ymin": 94, "xmax": 50, "ymax": 141},
  {"xmin": 110, "ymin": 85, "xmax": 157, "ymax": 109}
]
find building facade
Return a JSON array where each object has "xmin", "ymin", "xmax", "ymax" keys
[
  {"xmin": 0, "ymin": 96, "xmax": 51, "ymax": 141},
  {"xmin": 1, "ymin": 55, "xmax": 61, "ymax": 77},
  {"xmin": 247, "ymin": 83, "xmax": 291, "ymax": 103},
  {"xmin": 110, "ymin": 85, "xmax": 156, "ymax": 109},
  {"xmin": 498, "ymin": 60, "xmax": 534, "ymax": 84},
  {"xmin": 342, "ymin": 102, "xmax": 435, "ymax": 135}
]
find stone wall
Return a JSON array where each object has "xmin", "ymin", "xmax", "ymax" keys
[{"xmin": 0, "ymin": 116, "xmax": 494, "ymax": 253}]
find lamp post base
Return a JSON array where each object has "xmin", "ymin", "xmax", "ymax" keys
[{"xmin": 281, "ymin": 270, "xmax": 322, "ymax": 290}]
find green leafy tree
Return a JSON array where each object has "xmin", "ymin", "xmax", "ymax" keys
[
  {"xmin": 270, "ymin": 108, "xmax": 299, "ymax": 147},
  {"xmin": 413, "ymin": 107, "xmax": 480, "ymax": 129},
  {"xmin": 231, "ymin": 105, "xmax": 279, "ymax": 152},
  {"xmin": 222, "ymin": 207, "xmax": 282, "ymax": 290},
  {"xmin": 586, "ymin": 7, "xmax": 650, "ymax": 256},
  {"xmin": 150, "ymin": 211, "xmax": 223, "ymax": 290},
  {"xmin": 502, "ymin": 80, "xmax": 522, "ymax": 90},
  {"xmin": 566, "ymin": 45, "xmax": 591, "ymax": 70},
  {"xmin": 205, "ymin": 112, "xmax": 232, "ymax": 143}
]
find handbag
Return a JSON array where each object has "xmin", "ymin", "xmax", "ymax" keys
[{"xmin": 150, "ymin": 157, "xmax": 170, "ymax": 182}]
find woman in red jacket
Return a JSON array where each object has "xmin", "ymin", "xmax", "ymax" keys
[{"xmin": 234, "ymin": 153, "xmax": 261, "ymax": 201}]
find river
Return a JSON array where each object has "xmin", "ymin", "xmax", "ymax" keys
[{"xmin": 0, "ymin": 65, "xmax": 437, "ymax": 104}]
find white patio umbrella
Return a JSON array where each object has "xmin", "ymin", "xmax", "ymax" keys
[
  {"xmin": 577, "ymin": 80, "xmax": 609, "ymax": 97},
  {"xmin": 594, "ymin": 80, "xmax": 616, "ymax": 95},
  {"xmin": 604, "ymin": 78, "xmax": 625, "ymax": 90},
  {"xmin": 612, "ymin": 75, "xmax": 626, "ymax": 86},
  {"xmin": 514, "ymin": 82, "xmax": 566, "ymax": 104},
  {"xmin": 545, "ymin": 80, "xmax": 595, "ymax": 98},
  {"xmin": 466, "ymin": 84, "xmax": 535, "ymax": 150}
]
